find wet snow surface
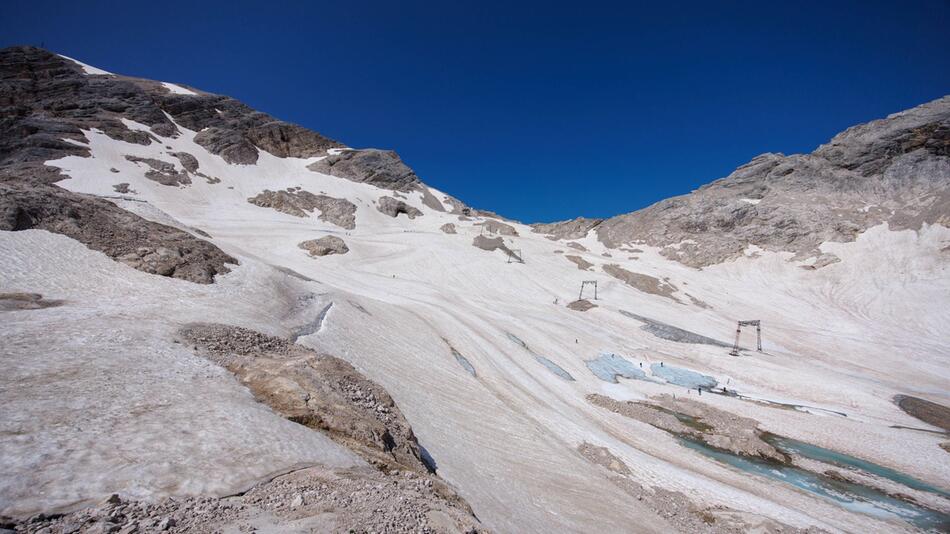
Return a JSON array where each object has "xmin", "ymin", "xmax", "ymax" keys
[{"xmin": 1, "ymin": 108, "xmax": 948, "ymax": 533}]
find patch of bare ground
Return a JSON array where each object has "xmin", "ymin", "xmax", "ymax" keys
[
  {"xmin": 567, "ymin": 299, "xmax": 596, "ymax": 312},
  {"xmin": 565, "ymin": 254, "xmax": 593, "ymax": 271},
  {"xmin": 577, "ymin": 443, "xmax": 820, "ymax": 534},
  {"xmin": 11, "ymin": 465, "xmax": 484, "ymax": 534},
  {"xmin": 0, "ymin": 292, "xmax": 64, "ymax": 311},
  {"xmin": 587, "ymin": 393, "xmax": 786, "ymax": 462},
  {"xmin": 602, "ymin": 264, "xmax": 680, "ymax": 302},
  {"xmin": 895, "ymin": 395, "xmax": 950, "ymax": 432}
]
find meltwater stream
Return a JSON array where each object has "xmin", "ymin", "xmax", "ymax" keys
[{"xmin": 680, "ymin": 437, "xmax": 950, "ymax": 531}]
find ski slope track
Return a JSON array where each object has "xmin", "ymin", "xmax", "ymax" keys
[{"xmin": 1, "ymin": 47, "xmax": 949, "ymax": 533}]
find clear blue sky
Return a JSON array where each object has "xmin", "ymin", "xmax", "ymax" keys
[{"xmin": 3, "ymin": 1, "xmax": 948, "ymax": 222}]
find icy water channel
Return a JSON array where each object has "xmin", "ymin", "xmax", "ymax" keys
[{"xmin": 680, "ymin": 437, "xmax": 950, "ymax": 531}]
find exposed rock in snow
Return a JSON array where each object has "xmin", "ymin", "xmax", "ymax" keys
[
  {"xmin": 308, "ymin": 149, "xmax": 420, "ymax": 192},
  {"xmin": 565, "ymin": 254, "xmax": 593, "ymax": 271},
  {"xmin": 531, "ymin": 217, "xmax": 603, "ymax": 240},
  {"xmin": 471, "ymin": 235, "xmax": 512, "ymax": 256},
  {"xmin": 566, "ymin": 241, "xmax": 588, "ymax": 252},
  {"xmin": 112, "ymin": 182, "xmax": 135, "ymax": 194},
  {"xmin": 420, "ymin": 186, "xmax": 446, "ymax": 211},
  {"xmin": 169, "ymin": 151, "xmax": 199, "ymax": 173},
  {"xmin": 125, "ymin": 155, "xmax": 191, "ymax": 186},
  {"xmin": 588, "ymin": 394, "xmax": 786, "ymax": 462},
  {"xmin": 377, "ymin": 196, "xmax": 423, "ymax": 219},
  {"xmin": 248, "ymin": 189, "xmax": 357, "ymax": 229},
  {"xmin": 299, "ymin": 236, "xmax": 349, "ymax": 257},
  {"xmin": 0, "ymin": 292, "xmax": 64, "ymax": 310},
  {"xmin": 0, "ymin": 182, "xmax": 235, "ymax": 283},
  {"xmin": 440, "ymin": 223, "xmax": 457, "ymax": 234},
  {"xmin": 567, "ymin": 298, "xmax": 596, "ymax": 311},
  {"xmin": 602, "ymin": 264, "xmax": 679, "ymax": 302},
  {"xmin": 476, "ymin": 219, "xmax": 519, "ymax": 236},
  {"xmin": 180, "ymin": 323, "xmax": 429, "ymax": 474}
]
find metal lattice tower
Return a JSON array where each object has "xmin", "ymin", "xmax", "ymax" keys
[
  {"xmin": 730, "ymin": 320, "xmax": 762, "ymax": 356},
  {"xmin": 579, "ymin": 280, "xmax": 598, "ymax": 300}
]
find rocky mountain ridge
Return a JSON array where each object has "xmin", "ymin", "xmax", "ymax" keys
[{"xmin": 586, "ymin": 96, "xmax": 950, "ymax": 267}]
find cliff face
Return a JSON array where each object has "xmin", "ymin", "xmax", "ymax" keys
[{"xmin": 593, "ymin": 96, "xmax": 950, "ymax": 267}]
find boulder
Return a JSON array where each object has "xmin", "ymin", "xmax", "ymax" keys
[{"xmin": 299, "ymin": 236, "xmax": 349, "ymax": 257}]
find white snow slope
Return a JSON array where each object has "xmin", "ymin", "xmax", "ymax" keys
[{"xmin": 1, "ymin": 95, "xmax": 949, "ymax": 531}]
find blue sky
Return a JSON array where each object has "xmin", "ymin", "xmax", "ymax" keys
[{"xmin": 3, "ymin": 1, "xmax": 948, "ymax": 222}]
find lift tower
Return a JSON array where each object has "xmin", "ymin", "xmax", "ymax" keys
[{"xmin": 730, "ymin": 320, "xmax": 762, "ymax": 356}]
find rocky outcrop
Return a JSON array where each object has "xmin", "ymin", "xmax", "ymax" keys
[
  {"xmin": 299, "ymin": 235, "xmax": 349, "ymax": 257},
  {"xmin": 180, "ymin": 323, "xmax": 428, "ymax": 474},
  {"xmin": 588, "ymin": 394, "xmax": 786, "ymax": 463},
  {"xmin": 420, "ymin": 186, "xmax": 446, "ymax": 211},
  {"xmin": 169, "ymin": 151, "xmax": 199, "ymax": 173},
  {"xmin": 532, "ymin": 217, "xmax": 603, "ymax": 240},
  {"xmin": 0, "ymin": 46, "xmax": 343, "ymax": 178},
  {"xmin": 567, "ymin": 299, "xmax": 596, "ymax": 312},
  {"xmin": 124, "ymin": 155, "xmax": 191, "ymax": 186},
  {"xmin": 595, "ymin": 96, "xmax": 950, "ymax": 267},
  {"xmin": 308, "ymin": 149, "xmax": 420, "ymax": 192},
  {"xmin": 476, "ymin": 219, "xmax": 519, "ymax": 236},
  {"xmin": 0, "ymin": 182, "xmax": 236, "ymax": 283},
  {"xmin": 248, "ymin": 188, "xmax": 357, "ymax": 229},
  {"xmin": 565, "ymin": 255, "xmax": 593, "ymax": 271},
  {"xmin": 440, "ymin": 223, "xmax": 457, "ymax": 234},
  {"xmin": 603, "ymin": 264, "xmax": 679, "ymax": 302},
  {"xmin": 377, "ymin": 196, "xmax": 423, "ymax": 219},
  {"xmin": 472, "ymin": 235, "xmax": 511, "ymax": 254}
]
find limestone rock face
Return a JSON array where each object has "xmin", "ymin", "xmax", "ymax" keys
[
  {"xmin": 124, "ymin": 155, "xmax": 191, "ymax": 186},
  {"xmin": 0, "ymin": 46, "xmax": 343, "ymax": 177},
  {"xmin": 0, "ymin": 182, "xmax": 236, "ymax": 283},
  {"xmin": 602, "ymin": 264, "xmax": 679, "ymax": 302},
  {"xmin": 308, "ymin": 149, "xmax": 420, "ymax": 192},
  {"xmin": 565, "ymin": 255, "xmax": 593, "ymax": 271},
  {"xmin": 299, "ymin": 236, "xmax": 349, "ymax": 257},
  {"xmin": 180, "ymin": 323, "xmax": 429, "ymax": 474},
  {"xmin": 532, "ymin": 217, "xmax": 603, "ymax": 240},
  {"xmin": 377, "ymin": 196, "xmax": 423, "ymax": 219},
  {"xmin": 248, "ymin": 189, "xmax": 357, "ymax": 229},
  {"xmin": 595, "ymin": 96, "xmax": 950, "ymax": 267}
]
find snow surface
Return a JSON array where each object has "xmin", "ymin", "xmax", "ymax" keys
[
  {"xmin": 161, "ymin": 82, "xmax": 198, "ymax": 96},
  {"xmin": 57, "ymin": 54, "xmax": 113, "ymax": 76},
  {"xmin": 1, "ymin": 113, "xmax": 948, "ymax": 532}
]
